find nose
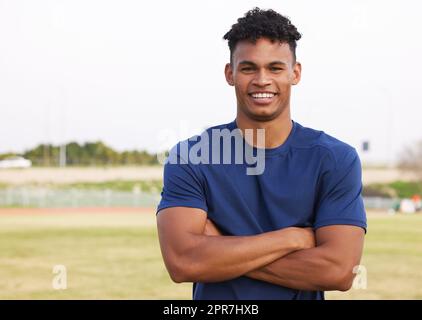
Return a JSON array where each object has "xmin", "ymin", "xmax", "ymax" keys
[{"xmin": 252, "ymin": 69, "xmax": 272, "ymax": 87}]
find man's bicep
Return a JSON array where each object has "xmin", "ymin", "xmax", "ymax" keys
[
  {"xmin": 157, "ymin": 207, "xmax": 207, "ymax": 255},
  {"xmin": 245, "ymin": 225, "xmax": 365, "ymax": 291},
  {"xmin": 156, "ymin": 207, "xmax": 208, "ymax": 282},
  {"xmin": 316, "ymin": 225, "xmax": 365, "ymax": 269}
]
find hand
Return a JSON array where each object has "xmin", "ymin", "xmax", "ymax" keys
[
  {"xmin": 280, "ymin": 227, "xmax": 316, "ymax": 250},
  {"xmin": 204, "ymin": 219, "xmax": 223, "ymax": 236}
]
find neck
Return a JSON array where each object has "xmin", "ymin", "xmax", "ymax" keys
[{"xmin": 235, "ymin": 108, "xmax": 292, "ymax": 149}]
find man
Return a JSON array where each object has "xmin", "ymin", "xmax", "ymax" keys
[{"xmin": 156, "ymin": 7, "xmax": 366, "ymax": 300}]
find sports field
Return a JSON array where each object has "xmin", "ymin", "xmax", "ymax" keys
[{"xmin": 0, "ymin": 208, "xmax": 421, "ymax": 299}]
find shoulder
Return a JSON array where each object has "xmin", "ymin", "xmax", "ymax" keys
[{"xmin": 292, "ymin": 122, "xmax": 359, "ymax": 171}]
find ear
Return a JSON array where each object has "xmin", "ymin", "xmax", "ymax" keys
[
  {"xmin": 291, "ymin": 62, "xmax": 302, "ymax": 85},
  {"xmin": 224, "ymin": 63, "xmax": 234, "ymax": 86}
]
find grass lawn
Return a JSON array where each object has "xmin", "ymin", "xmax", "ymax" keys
[
  {"xmin": 0, "ymin": 209, "xmax": 191, "ymax": 299},
  {"xmin": 326, "ymin": 212, "xmax": 422, "ymax": 299},
  {"xmin": 0, "ymin": 209, "xmax": 421, "ymax": 299}
]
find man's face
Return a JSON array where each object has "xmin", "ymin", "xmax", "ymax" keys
[{"xmin": 225, "ymin": 38, "xmax": 301, "ymax": 122}]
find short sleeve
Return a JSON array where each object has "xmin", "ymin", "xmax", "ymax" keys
[
  {"xmin": 314, "ymin": 148, "xmax": 367, "ymax": 232},
  {"xmin": 156, "ymin": 147, "xmax": 208, "ymax": 215}
]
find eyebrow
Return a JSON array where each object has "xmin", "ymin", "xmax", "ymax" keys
[{"xmin": 238, "ymin": 60, "xmax": 288, "ymax": 67}]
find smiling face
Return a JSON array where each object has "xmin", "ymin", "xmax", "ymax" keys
[{"xmin": 225, "ymin": 37, "xmax": 301, "ymax": 122}]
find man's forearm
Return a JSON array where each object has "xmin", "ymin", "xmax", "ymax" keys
[
  {"xmin": 198, "ymin": 216, "xmax": 363, "ymax": 291},
  {"xmin": 173, "ymin": 229, "xmax": 302, "ymax": 283},
  {"xmin": 246, "ymin": 243, "xmax": 357, "ymax": 291}
]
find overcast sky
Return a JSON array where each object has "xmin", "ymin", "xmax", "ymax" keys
[{"xmin": 0, "ymin": 0, "xmax": 421, "ymax": 164}]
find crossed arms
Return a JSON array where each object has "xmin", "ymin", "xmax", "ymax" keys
[{"xmin": 156, "ymin": 206, "xmax": 365, "ymax": 291}]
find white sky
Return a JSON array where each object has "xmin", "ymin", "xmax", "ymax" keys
[{"xmin": 0, "ymin": 0, "xmax": 421, "ymax": 164}]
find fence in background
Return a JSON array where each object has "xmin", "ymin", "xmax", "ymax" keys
[
  {"xmin": 0, "ymin": 187, "xmax": 160, "ymax": 208},
  {"xmin": 363, "ymin": 197, "xmax": 396, "ymax": 210},
  {"xmin": 0, "ymin": 187, "xmax": 396, "ymax": 210}
]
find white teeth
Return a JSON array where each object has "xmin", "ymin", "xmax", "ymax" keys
[{"xmin": 251, "ymin": 93, "xmax": 275, "ymax": 99}]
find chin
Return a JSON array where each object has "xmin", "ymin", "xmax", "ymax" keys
[
  {"xmin": 247, "ymin": 111, "xmax": 280, "ymax": 122},
  {"xmin": 246, "ymin": 106, "xmax": 281, "ymax": 121},
  {"xmin": 238, "ymin": 99, "xmax": 287, "ymax": 122}
]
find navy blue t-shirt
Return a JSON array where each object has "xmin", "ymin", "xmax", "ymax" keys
[{"xmin": 157, "ymin": 119, "xmax": 367, "ymax": 300}]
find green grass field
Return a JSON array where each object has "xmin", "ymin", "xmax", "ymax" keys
[{"xmin": 0, "ymin": 209, "xmax": 421, "ymax": 299}]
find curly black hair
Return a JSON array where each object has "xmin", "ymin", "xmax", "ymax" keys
[{"xmin": 223, "ymin": 7, "xmax": 301, "ymax": 63}]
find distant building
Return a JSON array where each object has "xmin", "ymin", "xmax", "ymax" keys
[{"xmin": 0, "ymin": 156, "xmax": 32, "ymax": 169}]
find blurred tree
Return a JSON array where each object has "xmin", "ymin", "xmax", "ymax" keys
[
  {"xmin": 6, "ymin": 141, "xmax": 161, "ymax": 167},
  {"xmin": 398, "ymin": 140, "xmax": 422, "ymax": 180},
  {"xmin": 0, "ymin": 153, "xmax": 19, "ymax": 160},
  {"xmin": 24, "ymin": 144, "xmax": 59, "ymax": 166}
]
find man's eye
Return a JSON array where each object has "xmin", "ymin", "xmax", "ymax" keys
[
  {"xmin": 270, "ymin": 67, "xmax": 283, "ymax": 71},
  {"xmin": 241, "ymin": 67, "xmax": 254, "ymax": 72}
]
